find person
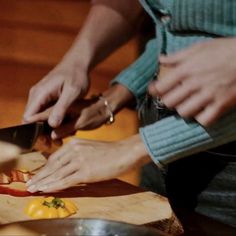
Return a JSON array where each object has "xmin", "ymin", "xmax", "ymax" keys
[{"xmin": 24, "ymin": 0, "xmax": 236, "ymax": 229}]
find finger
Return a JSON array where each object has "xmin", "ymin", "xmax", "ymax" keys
[
  {"xmin": 159, "ymin": 43, "xmax": 201, "ymax": 65},
  {"xmin": 161, "ymin": 81, "xmax": 199, "ymax": 108},
  {"xmin": 37, "ymin": 171, "xmax": 80, "ymax": 193},
  {"xmin": 23, "ymin": 107, "xmax": 52, "ymax": 124},
  {"xmin": 27, "ymin": 146, "xmax": 70, "ymax": 186},
  {"xmin": 153, "ymin": 66, "xmax": 189, "ymax": 96},
  {"xmin": 194, "ymin": 104, "xmax": 223, "ymax": 127},
  {"xmin": 195, "ymin": 94, "xmax": 236, "ymax": 126},
  {"xmin": 51, "ymin": 121, "xmax": 77, "ymax": 140},
  {"xmin": 27, "ymin": 162, "xmax": 79, "ymax": 193},
  {"xmin": 148, "ymin": 81, "xmax": 161, "ymax": 97},
  {"xmin": 23, "ymin": 88, "xmax": 50, "ymax": 122},
  {"xmin": 175, "ymin": 91, "xmax": 213, "ymax": 118},
  {"xmin": 48, "ymin": 85, "xmax": 81, "ymax": 128}
]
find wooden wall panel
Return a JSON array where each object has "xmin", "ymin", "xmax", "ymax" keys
[
  {"xmin": 0, "ymin": 0, "xmax": 89, "ymax": 31},
  {"xmin": 0, "ymin": 26, "xmax": 138, "ymax": 72},
  {"xmin": 0, "ymin": 26, "xmax": 73, "ymax": 66},
  {"xmin": 0, "ymin": 0, "xmax": 138, "ymax": 72}
]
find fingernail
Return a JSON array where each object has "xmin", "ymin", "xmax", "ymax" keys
[
  {"xmin": 49, "ymin": 119, "xmax": 58, "ymax": 128},
  {"xmin": 27, "ymin": 185, "xmax": 37, "ymax": 193},
  {"xmin": 49, "ymin": 118, "xmax": 62, "ymax": 128},
  {"xmin": 22, "ymin": 116, "xmax": 31, "ymax": 123},
  {"xmin": 51, "ymin": 131, "xmax": 58, "ymax": 140}
]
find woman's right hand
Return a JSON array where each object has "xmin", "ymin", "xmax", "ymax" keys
[{"xmin": 23, "ymin": 62, "xmax": 90, "ymax": 129}]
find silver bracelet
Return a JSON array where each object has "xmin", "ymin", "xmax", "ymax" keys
[{"xmin": 98, "ymin": 94, "xmax": 115, "ymax": 125}]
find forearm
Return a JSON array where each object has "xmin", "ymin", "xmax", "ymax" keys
[
  {"xmin": 120, "ymin": 134, "xmax": 152, "ymax": 169},
  {"xmin": 140, "ymin": 110, "xmax": 236, "ymax": 166},
  {"xmin": 102, "ymin": 84, "xmax": 135, "ymax": 114},
  {"xmin": 111, "ymin": 38, "xmax": 158, "ymax": 105},
  {"xmin": 60, "ymin": 1, "xmax": 142, "ymax": 71}
]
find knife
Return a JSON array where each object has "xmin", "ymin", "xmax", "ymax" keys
[{"xmin": 0, "ymin": 122, "xmax": 52, "ymax": 152}]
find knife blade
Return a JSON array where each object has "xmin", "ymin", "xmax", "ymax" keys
[{"xmin": 0, "ymin": 122, "xmax": 51, "ymax": 152}]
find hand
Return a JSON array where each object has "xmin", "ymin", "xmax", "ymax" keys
[
  {"xmin": 27, "ymin": 97, "xmax": 112, "ymax": 140},
  {"xmin": 26, "ymin": 135, "xmax": 150, "ymax": 193},
  {"xmin": 26, "ymin": 84, "xmax": 135, "ymax": 140},
  {"xmin": 23, "ymin": 62, "xmax": 89, "ymax": 128},
  {"xmin": 149, "ymin": 38, "xmax": 236, "ymax": 126}
]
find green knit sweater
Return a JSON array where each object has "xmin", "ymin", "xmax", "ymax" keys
[{"xmin": 112, "ymin": 0, "xmax": 236, "ymax": 166}]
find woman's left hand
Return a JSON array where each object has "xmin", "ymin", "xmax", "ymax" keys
[
  {"xmin": 26, "ymin": 135, "xmax": 149, "ymax": 193},
  {"xmin": 149, "ymin": 38, "xmax": 236, "ymax": 126},
  {"xmin": 26, "ymin": 97, "xmax": 112, "ymax": 140}
]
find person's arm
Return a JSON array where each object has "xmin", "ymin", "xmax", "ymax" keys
[
  {"xmin": 25, "ymin": 108, "xmax": 236, "ymax": 193},
  {"xmin": 140, "ymin": 109, "xmax": 236, "ymax": 166},
  {"xmin": 111, "ymin": 38, "xmax": 158, "ymax": 107},
  {"xmin": 64, "ymin": 0, "xmax": 143, "ymax": 71},
  {"xmin": 26, "ymin": 134, "xmax": 150, "ymax": 193},
  {"xmin": 23, "ymin": 0, "xmax": 143, "ymax": 129},
  {"xmin": 94, "ymin": 38, "xmax": 159, "ymax": 115},
  {"xmin": 149, "ymin": 38, "xmax": 236, "ymax": 127},
  {"xmin": 26, "ymin": 38, "xmax": 158, "ymax": 140},
  {"xmin": 25, "ymin": 107, "xmax": 236, "ymax": 193},
  {"xmin": 25, "ymin": 38, "xmax": 162, "ymax": 192}
]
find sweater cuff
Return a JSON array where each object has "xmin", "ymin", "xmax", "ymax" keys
[
  {"xmin": 110, "ymin": 39, "xmax": 158, "ymax": 102},
  {"xmin": 140, "ymin": 112, "xmax": 236, "ymax": 166}
]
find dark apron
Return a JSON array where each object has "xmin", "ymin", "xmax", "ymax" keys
[{"xmin": 138, "ymin": 93, "xmax": 236, "ymax": 229}]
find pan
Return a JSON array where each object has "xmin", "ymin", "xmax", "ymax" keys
[{"xmin": 0, "ymin": 218, "xmax": 170, "ymax": 236}]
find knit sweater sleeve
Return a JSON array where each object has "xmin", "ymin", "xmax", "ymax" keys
[
  {"xmin": 111, "ymin": 38, "xmax": 158, "ymax": 103},
  {"xmin": 140, "ymin": 110, "xmax": 236, "ymax": 166}
]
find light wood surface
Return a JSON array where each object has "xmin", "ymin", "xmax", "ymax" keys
[
  {"xmin": 0, "ymin": 193, "xmax": 172, "ymax": 225},
  {"xmin": 0, "ymin": 152, "xmax": 183, "ymax": 236}
]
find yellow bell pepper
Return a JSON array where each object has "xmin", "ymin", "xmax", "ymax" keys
[{"xmin": 25, "ymin": 197, "xmax": 78, "ymax": 219}]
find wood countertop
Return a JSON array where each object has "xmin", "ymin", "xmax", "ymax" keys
[{"xmin": 0, "ymin": 152, "xmax": 183, "ymax": 235}]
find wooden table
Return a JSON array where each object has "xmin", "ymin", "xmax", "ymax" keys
[{"xmin": 0, "ymin": 152, "xmax": 183, "ymax": 236}]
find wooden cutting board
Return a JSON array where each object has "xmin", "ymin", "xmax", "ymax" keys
[{"xmin": 0, "ymin": 152, "xmax": 183, "ymax": 235}]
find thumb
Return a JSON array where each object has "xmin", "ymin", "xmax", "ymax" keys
[{"xmin": 48, "ymin": 86, "xmax": 80, "ymax": 128}]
